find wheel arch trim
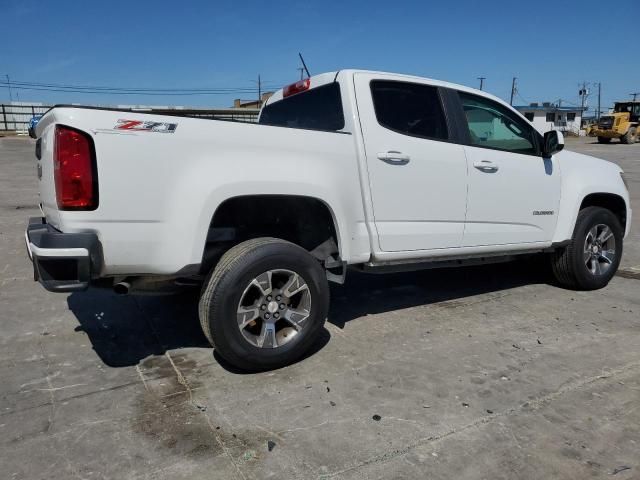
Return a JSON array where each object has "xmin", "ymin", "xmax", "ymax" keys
[
  {"xmin": 553, "ymin": 188, "xmax": 631, "ymax": 243},
  {"xmin": 196, "ymin": 190, "xmax": 349, "ymax": 263}
]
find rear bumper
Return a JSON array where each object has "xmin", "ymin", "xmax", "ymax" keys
[{"xmin": 25, "ymin": 217, "xmax": 102, "ymax": 292}]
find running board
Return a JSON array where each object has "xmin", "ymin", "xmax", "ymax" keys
[{"xmin": 358, "ymin": 254, "xmax": 526, "ymax": 275}]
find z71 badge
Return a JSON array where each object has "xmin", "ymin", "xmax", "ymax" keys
[{"xmin": 114, "ymin": 119, "xmax": 177, "ymax": 133}]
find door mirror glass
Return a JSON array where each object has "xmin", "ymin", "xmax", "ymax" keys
[{"xmin": 543, "ymin": 130, "xmax": 564, "ymax": 156}]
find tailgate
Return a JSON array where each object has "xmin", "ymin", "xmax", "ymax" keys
[{"xmin": 34, "ymin": 110, "xmax": 61, "ymax": 228}]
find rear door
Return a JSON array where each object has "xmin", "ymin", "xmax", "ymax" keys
[
  {"xmin": 354, "ymin": 73, "xmax": 468, "ymax": 252},
  {"xmin": 456, "ymin": 91, "xmax": 561, "ymax": 246}
]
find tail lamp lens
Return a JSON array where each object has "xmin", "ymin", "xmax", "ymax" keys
[{"xmin": 54, "ymin": 125, "xmax": 97, "ymax": 209}]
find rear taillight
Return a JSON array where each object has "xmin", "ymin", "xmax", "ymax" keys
[
  {"xmin": 54, "ymin": 125, "xmax": 98, "ymax": 210},
  {"xmin": 283, "ymin": 78, "xmax": 310, "ymax": 98}
]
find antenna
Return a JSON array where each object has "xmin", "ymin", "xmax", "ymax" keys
[
  {"xmin": 477, "ymin": 77, "xmax": 486, "ymax": 91},
  {"xmin": 510, "ymin": 77, "xmax": 517, "ymax": 105},
  {"xmin": 630, "ymin": 92, "xmax": 639, "ymax": 102},
  {"xmin": 298, "ymin": 53, "xmax": 311, "ymax": 78}
]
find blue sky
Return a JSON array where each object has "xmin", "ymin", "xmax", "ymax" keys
[{"xmin": 1, "ymin": 0, "xmax": 637, "ymax": 112}]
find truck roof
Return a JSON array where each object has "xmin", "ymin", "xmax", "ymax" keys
[{"xmin": 264, "ymin": 69, "xmax": 516, "ymax": 113}]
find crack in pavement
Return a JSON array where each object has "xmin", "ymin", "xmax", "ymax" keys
[
  {"xmin": 131, "ymin": 296, "xmax": 248, "ymax": 480},
  {"xmin": 320, "ymin": 359, "xmax": 640, "ymax": 479},
  {"xmin": 164, "ymin": 350, "xmax": 248, "ymax": 480}
]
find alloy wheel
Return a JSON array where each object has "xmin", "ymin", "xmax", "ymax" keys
[
  {"xmin": 236, "ymin": 269, "xmax": 312, "ymax": 348},
  {"xmin": 583, "ymin": 224, "xmax": 616, "ymax": 276}
]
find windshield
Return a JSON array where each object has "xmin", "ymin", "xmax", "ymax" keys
[{"xmin": 259, "ymin": 83, "xmax": 345, "ymax": 131}]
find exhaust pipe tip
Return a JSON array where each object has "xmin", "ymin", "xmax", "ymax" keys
[{"xmin": 113, "ymin": 282, "xmax": 130, "ymax": 295}]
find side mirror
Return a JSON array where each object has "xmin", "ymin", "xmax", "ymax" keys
[{"xmin": 543, "ymin": 130, "xmax": 564, "ymax": 156}]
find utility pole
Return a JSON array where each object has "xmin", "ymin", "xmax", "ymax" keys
[
  {"xmin": 597, "ymin": 83, "xmax": 601, "ymax": 120},
  {"xmin": 477, "ymin": 77, "xmax": 486, "ymax": 91},
  {"xmin": 509, "ymin": 77, "xmax": 517, "ymax": 105},
  {"xmin": 257, "ymin": 74, "xmax": 261, "ymax": 105},
  {"xmin": 630, "ymin": 92, "xmax": 639, "ymax": 102},
  {"xmin": 579, "ymin": 82, "xmax": 589, "ymax": 116},
  {"xmin": 5, "ymin": 74, "xmax": 13, "ymax": 102}
]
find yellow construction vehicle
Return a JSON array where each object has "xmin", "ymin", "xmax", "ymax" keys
[{"xmin": 592, "ymin": 101, "xmax": 640, "ymax": 144}]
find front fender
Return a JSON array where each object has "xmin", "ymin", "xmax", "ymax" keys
[{"xmin": 552, "ymin": 150, "xmax": 631, "ymax": 242}]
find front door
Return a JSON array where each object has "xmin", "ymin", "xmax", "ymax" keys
[
  {"xmin": 457, "ymin": 91, "xmax": 561, "ymax": 246},
  {"xmin": 354, "ymin": 73, "xmax": 468, "ymax": 252}
]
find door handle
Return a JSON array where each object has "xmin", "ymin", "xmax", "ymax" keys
[
  {"xmin": 377, "ymin": 151, "xmax": 411, "ymax": 165},
  {"xmin": 473, "ymin": 160, "xmax": 499, "ymax": 172}
]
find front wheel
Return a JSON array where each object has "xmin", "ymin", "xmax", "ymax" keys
[
  {"xmin": 551, "ymin": 207, "xmax": 623, "ymax": 290},
  {"xmin": 199, "ymin": 238, "xmax": 329, "ymax": 371},
  {"xmin": 620, "ymin": 127, "xmax": 637, "ymax": 144}
]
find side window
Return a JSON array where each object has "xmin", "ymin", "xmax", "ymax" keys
[
  {"xmin": 546, "ymin": 112, "xmax": 555, "ymax": 122},
  {"xmin": 459, "ymin": 92, "xmax": 538, "ymax": 155},
  {"xmin": 524, "ymin": 112, "xmax": 535, "ymax": 122},
  {"xmin": 370, "ymin": 80, "xmax": 448, "ymax": 141}
]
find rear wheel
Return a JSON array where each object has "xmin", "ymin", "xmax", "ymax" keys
[
  {"xmin": 620, "ymin": 127, "xmax": 636, "ymax": 144},
  {"xmin": 551, "ymin": 207, "xmax": 623, "ymax": 290},
  {"xmin": 597, "ymin": 136, "xmax": 611, "ymax": 144},
  {"xmin": 199, "ymin": 238, "xmax": 329, "ymax": 371}
]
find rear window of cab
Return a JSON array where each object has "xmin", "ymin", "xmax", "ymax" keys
[{"xmin": 259, "ymin": 83, "xmax": 345, "ymax": 131}]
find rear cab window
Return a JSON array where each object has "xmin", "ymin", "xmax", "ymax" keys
[{"xmin": 259, "ymin": 83, "xmax": 345, "ymax": 131}]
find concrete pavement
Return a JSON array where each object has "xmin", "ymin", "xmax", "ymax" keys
[{"xmin": 1, "ymin": 135, "xmax": 639, "ymax": 479}]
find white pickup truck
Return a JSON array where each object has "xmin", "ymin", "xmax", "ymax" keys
[{"xmin": 26, "ymin": 70, "xmax": 631, "ymax": 370}]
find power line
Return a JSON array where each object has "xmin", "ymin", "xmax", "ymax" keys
[
  {"xmin": 0, "ymin": 84, "xmax": 266, "ymax": 96},
  {"xmin": 2, "ymin": 78, "xmax": 284, "ymax": 91},
  {"xmin": 5, "ymin": 75, "xmax": 12, "ymax": 102},
  {"xmin": 516, "ymin": 91, "xmax": 529, "ymax": 105},
  {"xmin": 3, "ymin": 82, "xmax": 258, "ymax": 92},
  {"xmin": 557, "ymin": 98, "xmax": 579, "ymax": 107},
  {"xmin": 0, "ymin": 78, "xmax": 283, "ymax": 95}
]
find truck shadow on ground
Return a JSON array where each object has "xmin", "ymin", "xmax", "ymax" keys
[
  {"xmin": 328, "ymin": 260, "xmax": 549, "ymax": 328},
  {"xmin": 67, "ymin": 259, "xmax": 550, "ymax": 369}
]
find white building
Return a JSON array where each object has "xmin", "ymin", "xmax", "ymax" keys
[{"xmin": 515, "ymin": 103, "xmax": 583, "ymax": 135}]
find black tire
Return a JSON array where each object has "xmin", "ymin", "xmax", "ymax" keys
[
  {"xmin": 620, "ymin": 128, "xmax": 636, "ymax": 144},
  {"xmin": 551, "ymin": 207, "xmax": 623, "ymax": 290},
  {"xmin": 198, "ymin": 237, "xmax": 329, "ymax": 371},
  {"xmin": 597, "ymin": 136, "xmax": 611, "ymax": 144}
]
